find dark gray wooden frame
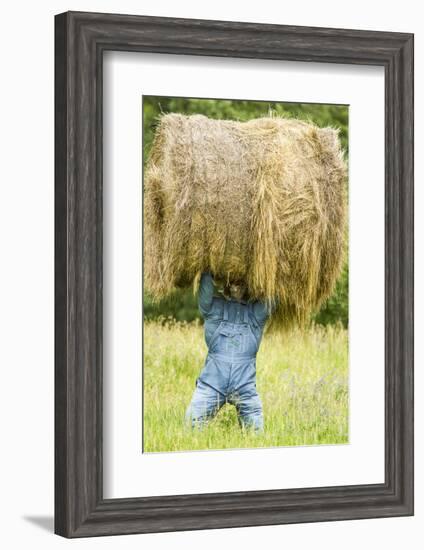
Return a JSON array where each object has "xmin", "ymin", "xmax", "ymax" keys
[{"xmin": 55, "ymin": 10, "xmax": 414, "ymax": 538}]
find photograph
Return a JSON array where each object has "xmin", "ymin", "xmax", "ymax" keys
[{"xmin": 142, "ymin": 95, "xmax": 349, "ymax": 453}]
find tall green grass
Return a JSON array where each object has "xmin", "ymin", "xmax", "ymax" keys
[{"xmin": 143, "ymin": 320, "xmax": 348, "ymax": 452}]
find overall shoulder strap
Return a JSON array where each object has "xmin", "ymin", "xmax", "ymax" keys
[
  {"xmin": 243, "ymin": 303, "xmax": 249, "ymax": 324},
  {"xmin": 223, "ymin": 301, "xmax": 229, "ymax": 321}
]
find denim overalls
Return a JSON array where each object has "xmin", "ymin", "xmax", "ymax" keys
[{"xmin": 185, "ymin": 273, "xmax": 270, "ymax": 432}]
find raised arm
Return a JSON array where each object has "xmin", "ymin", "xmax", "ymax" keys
[
  {"xmin": 252, "ymin": 299, "xmax": 277, "ymax": 327},
  {"xmin": 198, "ymin": 272, "xmax": 215, "ymax": 317}
]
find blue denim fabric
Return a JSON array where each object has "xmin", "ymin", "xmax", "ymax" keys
[{"xmin": 185, "ymin": 273, "xmax": 270, "ymax": 432}]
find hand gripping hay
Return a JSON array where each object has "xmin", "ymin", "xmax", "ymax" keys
[{"xmin": 144, "ymin": 113, "xmax": 347, "ymax": 327}]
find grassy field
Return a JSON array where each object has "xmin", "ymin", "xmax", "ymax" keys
[{"xmin": 143, "ymin": 319, "xmax": 349, "ymax": 453}]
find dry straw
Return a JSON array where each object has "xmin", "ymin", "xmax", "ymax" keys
[{"xmin": 144, "ymin": 113, "xmax": 347, "ymax": 328}]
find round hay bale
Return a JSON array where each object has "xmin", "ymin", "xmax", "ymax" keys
[{"xmin": 144, "ymin": 113, "xmax": 347, "ymax": 327}]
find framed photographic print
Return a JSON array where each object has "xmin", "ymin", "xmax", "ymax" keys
[{"xmin": 55, "ymin": 11, "xmax": 414, "ymax": 537}]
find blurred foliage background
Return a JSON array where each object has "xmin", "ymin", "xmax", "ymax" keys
[{"xmin": 143, "ymin": 96, "xmax": 349, "ymax": 327}]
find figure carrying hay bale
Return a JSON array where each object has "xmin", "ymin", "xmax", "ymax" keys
[
  {"xmin": 185, "ymin": 271, "xmax": 271, "ymax": 432},
  {"xmin": 144, "ymin": 113, "xmax": 347, "ymax": 328}
]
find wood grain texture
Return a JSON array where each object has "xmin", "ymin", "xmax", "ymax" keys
[{"xmin": 54, "ymin": 11, "xmax": 414, "ymax": 538}]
